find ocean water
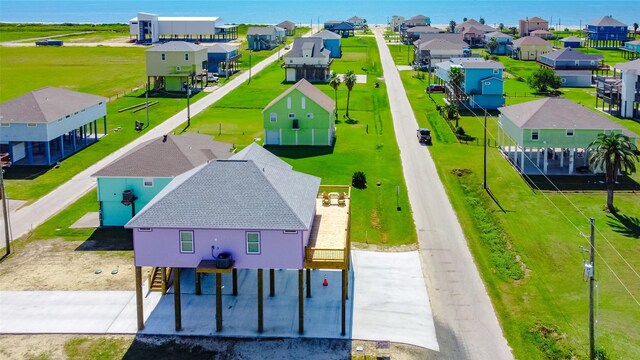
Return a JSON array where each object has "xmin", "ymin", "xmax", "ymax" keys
[{"xmin": 0, "ymin": 0, "xmax": 638, "ymax": 27}]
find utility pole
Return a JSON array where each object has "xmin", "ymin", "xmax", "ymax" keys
[
  {"xmin": 248, "ymin": 50, "xmax": 252, "ymax": 83},
  {"xmin": 184, "ymin": 82, "xmax": 191, "ymax": 127},
  {"xmin": 483, "ymin": 110, "xmax": 488, "ymax": 190},
  {"xmin": 588, "ymin": 217, "xmax": 596, "ymax": 360},
  {"xmin": 145, "ymin": 79, "xmax": 149, "ymax": 128},
  {"xmin": 1, "ymin": 166, "xmax": 11, "ymax": 255}
]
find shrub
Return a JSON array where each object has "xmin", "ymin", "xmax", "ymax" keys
[{"xmin": 352, "ymin": 171, "xmax": 367, "ymax": 189}]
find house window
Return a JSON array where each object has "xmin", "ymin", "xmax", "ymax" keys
[
  {"xmin": 270, "ymin": 113, "xmax": 277, "ymax": 122},
  {"xmin": 246, "ymin": 232, "xmax": 260, "ymax": 254},
  {"xmin": 287, "ymin": 96, "xmax": 291, "ymax": 109},
  {"xmin": 283, "ymin": 230, "xmax": 298, "ymax": 234},
  {"xmin": 288, "ymin": 113, "xmax": 296, "ymax": 119},
  {"xmin": 306, "ymin": 113, "xmax": 314, "ymax": 119},
  {"xmin": 161, "ymin": 53, "xmax": 166, "ymax": 61},
  {"xmin": 139, "ymin": 228, "xmax": 152, "ymax": 232},
  {"xmin": 180, "ymin": 231, "xmax": 194, "ymax": 253},
  {"xmin": 27, "ymin": 123, "xmax": 37, "ymax": 127},
  {"xmin": 566, "ymin": 129, "xmax": 574, "ymax": 137},
  {"xmin": 301, "ymin": 96, "xmax": 306, "ymax": 109},
  {"xmin": 493, "ymin": 68, "xmax": 499, "ymax": 74},
  {"xmin": 143, "ymin": 178, "xmax": 154, "ymax": 187},
  {"xmin": 184, "ymin": 53, "xmax": 189, "ymax": 61},
  {"xmin": 531, "ymin": 129, "xmax": 540, "ymax": 140}
]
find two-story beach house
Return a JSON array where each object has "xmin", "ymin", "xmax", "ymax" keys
[
  {"xmin": 263, "ymin": 79, "xmax": 336, "ymax": 146},
  {"xmin": 146, "ymin": 41, "xmax": 208, "ymax": 92},
  {"xmin": 435, "ymin": 58, "xmax": 505, "ymax": 109},
  {"xmin": 484, "ymin": 31, "xmax": 513, "ymax": 55},
  {"xmin": 314, "ymin": 30, "xmax": 342, "ymax": 58},
  {"xmin": 519, "ymin": 17, "xmax": 549, "ymax": 37},
  {"xmin": 128, "ymin": 12, "xmax": 238, "ymax": 43},
  {"xmin": 207, "ymin": 43, "xmax": 241, "ymax": 76},
  {"xmin": 509, "ymin": 36, "xmax": 552, "ymax": 61},
  {"xmin": 585, "ymin": 16, "xmax": 628, "ymax": 48},
  {"xmin": 247, "ymin": 26, "xmax": 285, "ymax": 50},
  {"xmin": 539, "ymin": 48, "xmax": 605, "ymax": 70},
  {"xmin": 277, "ymin": 20, "xmax": 296, "ymax": 36},
  {"xmin": 413, "ymin": 35, "xmax": 470, "ymax": 68},
  {"xmin": 283, "ymin": 38, "xmax": 332, "ymax": 83}
]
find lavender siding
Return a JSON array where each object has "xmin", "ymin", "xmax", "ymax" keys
[{"xmin": 133, "ymin": 226, "xmax": 311, "ymax": 269}]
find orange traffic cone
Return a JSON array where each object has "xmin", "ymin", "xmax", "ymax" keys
[{"xmin": 323, "ymin": 276, "xmax": 329, "ymax": 286}]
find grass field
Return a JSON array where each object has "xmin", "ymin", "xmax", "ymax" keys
[
  {"xmin": 395, "ymin": 51, "xmax": 640, "ymax": 358},
  {"xmin": 176, "ymin": 36, "xmax": 416, "ymax": 246},
  {"xmin": 0, "ymin": 23, "xmax": 129, "ymax": 42}
]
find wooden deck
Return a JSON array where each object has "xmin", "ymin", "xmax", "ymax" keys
[{"xmin": 305, "ymin": 186, "xmax": 351, "ymax": 270}]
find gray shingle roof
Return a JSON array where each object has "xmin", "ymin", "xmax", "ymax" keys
[
  {"xmin": 456, "ymin": 19, "xmax": 496, "ymax": 33},
  {"xmin": 499, "ymin": 98, "xmax": 635, "ymax": 135},
  {"xmin": 146, "ymin": 41, "xmax": 206, "ymax": 53},
  {"xmin": 286, "ymin": 37, "xmax": 330, "ymax": 59},
  {"xmin": 588, "ymin": 16, "xmax": 627, "ymax": 27},
  {"xmin": 407, "ymin": 26, "xmax": 443, "ymax": 34},
  {"xmin": 0, "ymin": 87, "xmax": 107, "ymax": 124},
  {"xmin": 231, "ymin": 142, "xmax": 292, "ymax": 170},
  {"xmin": 485, "ymin": 31, "xmax": 514, "ymax": 39},
  {"xmin": 263, "ymin": 79, "xmax": 335, "ymax": 113},
  {"xmin": 416, "ymin": 33, "xmax": 467, "ymax": 46},
  {"xmin": 560, "ymin": 36, "xmax": 583, "ymax": 42},
  {"xmin": 247, "ymin": 26, "xmax": 277, "ymax": 36},
  {"xmin": 207, "ymin": 43, "xmax": 238, "ymax": 54},
  {"xmin": 512, "ymin": 36, "xmax": 551, "ymax": 46},
  {"xmin": 418, "ymin": 38, "xmax": 467, "ymax": 51},
  {"xmin": 93, "ymin": 133, "xmax": 233, "ymax": 177},
  {"xmin": 540, "ymin": 48, "xmax": 603, "ymax": 61},
  {"xmin": 614, "ymin": 58, "xmax": 640, "ymax": 73},
  {"xmin": 277, "ymin": 20, "xmax": 295, "ymax": 30},
  {"xmin": 125, "ymin": 154, "xmax": 321, "ymax": 231},
  {"xmin": 314, "ymin": 30, "xmax": 341, "ymax": 40}
]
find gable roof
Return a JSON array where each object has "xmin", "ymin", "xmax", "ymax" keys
[
  {"xmin": 408, "ymin": 14, "xmax": 429, "ymax": 21},
  {"xmin": 512, "ymin": 36, "xmax": 551, "ymax": 46},
  {"xmin": 0, "ymin": 87, "xmax": 107, "ymax": 124},
  {"xmin": 93, "ymin": 133, "xmax": 232, "ymax": 177},
  {"xmin": 286, "ymin": 37, "xmax": 330, "ymax": 59},
  {"xmin": 277, "ymin": 20, "xmax": 295, "ymax": 30},
  {"xmin": 314, "ymin": 30, "xmax": 342, "ymax": 40},
  {"xmin": 408, "ymin": 26, "xmax": 443, "ymax": 34},
  {"xmin": 332, "ymin": 22, "xmax": 355, "ymax": 31},
  {"xmin": 247, "ymin": 26, "xmax": 278, "ymax": 36},
  {"xmin": 499, "ymin": 98, "xmax": 634, "ymax": 134},
  {"xmin": 485, "ymin": 31, "xmax": 514, "ymax": 39},
  {"xmin": 231, "ymin": 142, "xmax": 292, "ymax": 170},
  {"xmin": 463, "ymin": 26, "xmax": 484, "ymax": 35},
  {"xmin": 588, "ymin": 16, "xmax": 627, "ymax": 27},
  {"xmin": 264, "ymin": 79, "xmax": 335, "ymax": 113},
  {"xmin": 347, "ymin": 16, "xmax": 364, "ymax": 23},
  {"xmin": 524, "ymin": 16, "xmax": 547, "ymax": 23},
  {"xmin": 560, "ymin": 36, "xmax": 583, "ymax": 42},
  {"xmin": 417, "ymin": 33, "xmax": 467, "ymax": 46},
  {"xmin": 207, "ymin": 43, "xmax": 238, "ymax": 54},
  {"xmin": 540, "ymin": 47, "xmax": 603, "ymax": 61},
  {"xmin": 146, "ymin": 41, "xmax": 205, "ymax": 53},
  {"xmin": 456, "ymin": 19, "xmax": 496, "ymax": 33},
  {"xmin": 418, "ymin": 38, "xmax": 467, "ymax": 51},
  {"xmin": 125, "ymin": 149, "xmax": 321, "ymax": 231}
]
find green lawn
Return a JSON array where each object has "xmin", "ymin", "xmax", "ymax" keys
[
  {"xmin": 397, "ymin": 54, "xmax": 640, "ymax": 359},
  {"xmin": 0, "ymin": 23, "xmax": 129, "ymax": 42},
  {"xmin": 177, "ymin": 36, "xmax": 417, "ymax": 246}
]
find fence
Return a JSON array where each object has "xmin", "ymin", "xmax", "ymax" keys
[{"xmin": 108, "ymin": 84, "xmax": 147, "ymax": 102}]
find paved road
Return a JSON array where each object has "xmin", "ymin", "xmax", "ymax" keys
[
  {"xmin": 373, "ymin": 29, "xmax": 514, "ymax": 359},
  {"xmin": 1, "ymin": 43, "xmax": 293, "ymax": 246}
]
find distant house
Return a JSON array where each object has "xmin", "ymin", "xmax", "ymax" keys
[
  {"xmin": 615, "ymin": 59, "xmax": 640, "ymax": 118},
  {"xmin": 435, "ymin": 58, "xmax": 505, "ymax": 109},
  {"xmin": 555, "ymin": 70, "xmax": 593, "ymax": 87},
  {"xmin": 484, "ymin": 31, "xmax": 513, "ymax": 55},
  {"xmin": 560, "ymin": 36, "xmax": 583, "ymax": 48},
  {"xmin": 263, "ymin": 79, "xmax": 336, "ymax": 146},
  {"xmin": 327, "ymin": 22, "xmax": 355, "ymax": 38},
  {"xmin": 283, "ymin": 37, "xmax": 332, "ymax": 83},
  {"xmin": 404, "ymin": 26, "xmax": 443, "ymax": 42},
  {"xmin": 125, "ymin": 142, "xmax": 352, "ymax": 334},
  {"xmin": 146, "ymin": 41, "xmax": 208, "ymax": 92},
  {"xmin": 586, "ymin": 16, "xmax": 628, "ymax": 48},
  {"xmin": 404, "ymin": 14, "xmax": 431, "ymax": 28},
  {"xmin": 92, "ymin": 133, "xmax": 232, "ymax": 226},
  {"xmin": 498, "ymin": 97, "xmax": 637, "ymax": 175},
  {"xmin": 346, "ymin": 16, "xmax": 366, "ymax": 30},
  {"xmin": 455, "ymin": 19, "xmax": 496, "ymax": 34},
  {"xmin": 314, "ymin": 30, "xmax": 342, "ymax": 58},
  {"xmin": 128, "ymin": 12, "xmax": 238, "ymax": 43},
  {"xmin": 391, "ymin": 15, "xmax": 405, "ymax": 32},
  {"xmin": 247, "ymin": 26, "xmax": 285, "ymax": 50},
  {"xmin": 414, "ymin": 38, "xmax": 470, "ymax": 68},
  {"xmin": 0, "ymin": 87, "xmax": 107, "ymax": 166},
  {"xmin": 518, "ymin": 17, "xmax": 549, "ymax": 37},
  {"xmin": 509, "ymin": 36, "xmax": 552, "ymax": 61},
  {"xmin": 530, "ymin": 29, "xmax": 553, "ymax": 40},
  {"xmin": 207, "ymin": 43, "xmax": 241, "ymax": 76},
  {"xmin": 277, "ymin": 20, "xmax": 296, "ymax": 36},
  {"xmin": 622, "ymin": 40, "xmax": 640, "ymax": 60},
  {"xmin": 461, "ymin": 26, "xmax": 485, "ymax": 46},
  {"xmin": 539, "ymin": 48, "xmax": 604, "ymax": 70}
]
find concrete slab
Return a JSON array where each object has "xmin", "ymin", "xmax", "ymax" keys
[
  {"xmin": 336, "ymin": 74, "xmax": 367, "ymax": 84},
  {"xmin": 8, "ymin": 199, "xmax": 27, "ymax": 213},
  {"xmin": 69, "ymin": 212, "xmax": 100, "ymax": 229},
  {"xmin": 396, "ymin": 65, "xmax": 414, "ymax": 71},
  {"xmin": 351, "ymin": 251, "xmax": 438, "ymax": 351}
]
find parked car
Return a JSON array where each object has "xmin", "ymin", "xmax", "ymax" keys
[
  {"xmin": 285, "ymin": 45, "xmax": 290, "ymax": 50},
  {"xmin": 35, "ymin": 39, "xmax": 63, "ymax": 46},
  {"xmin": 207, "ymin": 73, "xmax": 219, "ymax": 82},
  {"xmin": 426, "ymin": 84, "xmax": 444, "ymax": 93},
  {"xmin": 417, "ymin": 128, "xmax": 432, "ymax": 144}
]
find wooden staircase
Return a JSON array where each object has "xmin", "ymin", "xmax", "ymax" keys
[{"xmin": 148, "ymin": 267, "xmax": 173, "ymax": 294}]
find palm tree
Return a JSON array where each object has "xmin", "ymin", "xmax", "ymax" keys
[
  {"xmin": 329, "ymin": 72, "xmax": 341, "ymax": 117},
  {"xmin": 587, "ymin": 133, "xmax": 638, "ymax": 212},
  {"xmin": 479, "ymin": 17, "xmax": 485, "ymax": 25},
  {"xmin": 449, "ymin": 20, "xmax": 457, "ymax": 33},
  {"xmin": 443, "ymin": 103, "xmax": 460, "ymax": 127},
  {"xmin": 343, "ymin": 70, "xmax": 357, "ymax": 118},
  {"xmin": 498, "ymin": 23, "xmax": 505, "ymax": 32},
  {"xmin": 447, "ymin": 66, "xmax": 464, "ymax": 106},
  {"xmin": 634, "ymin": 23, "xmax": 639, "ymax": 38},
  {"xmin": 486, "ymin": 37, "xmax": 499, "ymax": 54}
]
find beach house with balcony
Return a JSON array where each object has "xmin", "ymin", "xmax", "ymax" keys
[
  {"xmin": 207, "ymin": 43, "xmax": 241, "ymax": 76},
  {"xmin": 283, "ymin": 38, "xmax": 332, "ymax": 83},
  {"xmin": 314, "ymin": 30, "xmax": 342, "ymax": 58},
  {"xmin": 129, "ymin": 12, "xmax": 238, "ymax": 43},
  {"xmin": 146, "ymin": 41, "xmax": 208, "ymax": 92},
  {"xmin": 484, "ymin": 31, "xmax": 513, "ymax": 55},
  {"xmin": 435, "ymin": 58, "xmax": 505, "ymax": 109},
  {"xmin": 519, "ymin": 17, "xmax": 549, "ymax": 37},
  {"xmin": 585, "ymin": 16, "xmax": 628, "ymax": 48},
  {"xmin": 247, "ymin": 26, "xmax": 285, "ymax": 50},
  {"xmin": 539, "ymin": 48, "xmax": 605, "ymax": 70}
]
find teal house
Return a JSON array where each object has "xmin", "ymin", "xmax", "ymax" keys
[
  {"xmin": 314, "ymin": 30, "xmax": 342, "ymax": 58},
  {"xmin": 92, "ymin": 133, "xmax": 232, "ymax": 226},
  {"xmin": 435, "ymin": 58, "xmax": 505, "ymax": 109},
  {"xmin": 263, "ymin": 79, "xmax": 336, "ymax": 146}
]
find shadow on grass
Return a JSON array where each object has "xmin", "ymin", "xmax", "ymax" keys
[
  {"xmin": 524, "ymin": 174, "xmax": 640, "ymax": 192},
  {"xmin": 75, "ymin": 227, "xmax": 132, "ymax": 251},
  {"xmin": 266, "ymin": 143, "xmax": 336, "ymax": 159},
  {"xmin": 607, "ymin": 213, "xmax": 640, "ymax": 239},
  {"xmin": 2, "ymin": 165, "xmax": 54, "ymax": 180}
]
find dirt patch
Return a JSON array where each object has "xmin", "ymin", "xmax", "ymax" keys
[
  {"xmin": 0, "ymin": 238, "xmax": 146, "ymax": 291},
  {"xmin": 352, "ymin": 242, "xmax": 419, "ymax": 252}
]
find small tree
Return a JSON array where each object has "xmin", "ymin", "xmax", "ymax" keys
[
  {"xmin": 498, "ymin": 23, "xmax": 505, "ymax": 31},
  {"xmin": 352, "ymin": 171, "xmax": 367, "ymax": 189},
  {"xmin": 463, "ymin": 17, "xmax": 468, "ymax": 22},
  {"xmin": 527, "ymin": 68, "xmax": 561, "ymax": 93},
  {"xmin": 479, "ymin": 17, "xmax": 485, "ymax": 25},
  {"xmin": 448, "ymin": 66, "xmax": 464, "ymax": 104},
  {"xmin": 443, "ymin": 102, "xmax": 460, "ymax": 127},
  {"xmin": 343, "ymin": 70, "xmax": 357, "ymax": 118},
  {"xmin": 329, "ymin": 72, "xmax": 341, "ymax": 117},
  {"xmin": 449, "ymin": 20, "xmax": 457, "ymax": 33},
  {"xmin": 486, "ymin": 37, "xmax": 499, "ymax": 54},
  {"xmin": 508, "ymin": 26, "xmax": 517, "ymax": 35},
  {"xmin": 634, "ymin": 22, "xmax": 639, "ymax": 38},
  {"xmin": 588, "ymin": 133, "xmax": 638, "ymax": 212}
]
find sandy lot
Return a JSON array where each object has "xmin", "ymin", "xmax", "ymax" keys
[{"xmin": 0, "ymin": 238, "xmax": 148, "ymax": 291}]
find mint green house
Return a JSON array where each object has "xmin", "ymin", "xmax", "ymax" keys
[
  {"xmin": 263, "ymin": 79, "xmax": 336, "ymax": 146},
  {"xmin": 92, "ymin": 133, "xmax": 231, "ymax": 226},
  {"xmin": 498, "ymin": 97, "xmax": 637, "ymax": 175}
]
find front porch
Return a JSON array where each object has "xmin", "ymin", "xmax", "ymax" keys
[{"xmin": 501, "ymin": 145, "xmax": 593, "ymax": 176}]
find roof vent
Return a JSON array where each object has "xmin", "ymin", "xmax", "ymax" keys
[{"xmin": 163, "ymin": 134, "xmax": 168, "ymax": 142}]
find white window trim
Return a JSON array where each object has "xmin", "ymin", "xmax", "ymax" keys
[
  {"xmin": 139, "ymin": 228, "xmax": 152, "ymax": 232},
  {"xmin": 566, "ymin": 129, "xmax": 574, "ymax": 137},
  {"xmin": 288, "ymin": 113, "xmax": 296, "ymax": 119},
  {"xmin": 531, "ymin": 129, "xmax": 540, "ymax": 140},
  {"xmin": 143, "ymin": 178, "xmax": 154, "ymax": 187},
  {"xmin": 246, "ymin": 232, "xmax": 261, "ymax": 254},
  {"xmin": 270, "ymin": 113, "xmax": 277, "ymax": 122},
  {"xmin": 306, "ymin": 113, "xmax": 314, "ymax": 119},
  {"xmin": 287, "ymin": 96, "xmax": 292, "ymax": 109},
  {"xmin": 283, "ymin": 230, "xmax": 298, "ymax": 234},
  {"xmin": 179, "ymin": 231, "xmax": 194, "ymax": 253},
  {"xmin": 484, "ymin": 81, "xmax": 491, "ymax": 85}
]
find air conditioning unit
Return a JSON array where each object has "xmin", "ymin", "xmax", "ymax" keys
[{"xmin": 176, "ymin": 66, "xmax": 181, "ymax": 71}]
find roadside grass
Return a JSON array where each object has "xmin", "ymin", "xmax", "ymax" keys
[
  {"xmin": 4, "ymin": 90, "xmax": 205, "ymax": 201},
  {"xmin": 29, "ymin": 189, "xmax": 100, "ymax": 241},
  {"xmin": 65, "ymin": 337, "xmax": 130, "ymax": 360},
  {"xmin": 0, "ymin": 23, "xmax": 128, "ymax": 42},
  {"xmin": 235, "ymin": 26, "xmax": 310, "ymax": 72},
  {"xmin": 0, "ymin": 46, "xmax": 146, "ymax": 101},
  {"xmin": 181, "ymin": 36, "xmax": 416, "ymax": 246},
  {"xmin": 398, "ymin": 52, "xmax": 640, "ymax": 358}
]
